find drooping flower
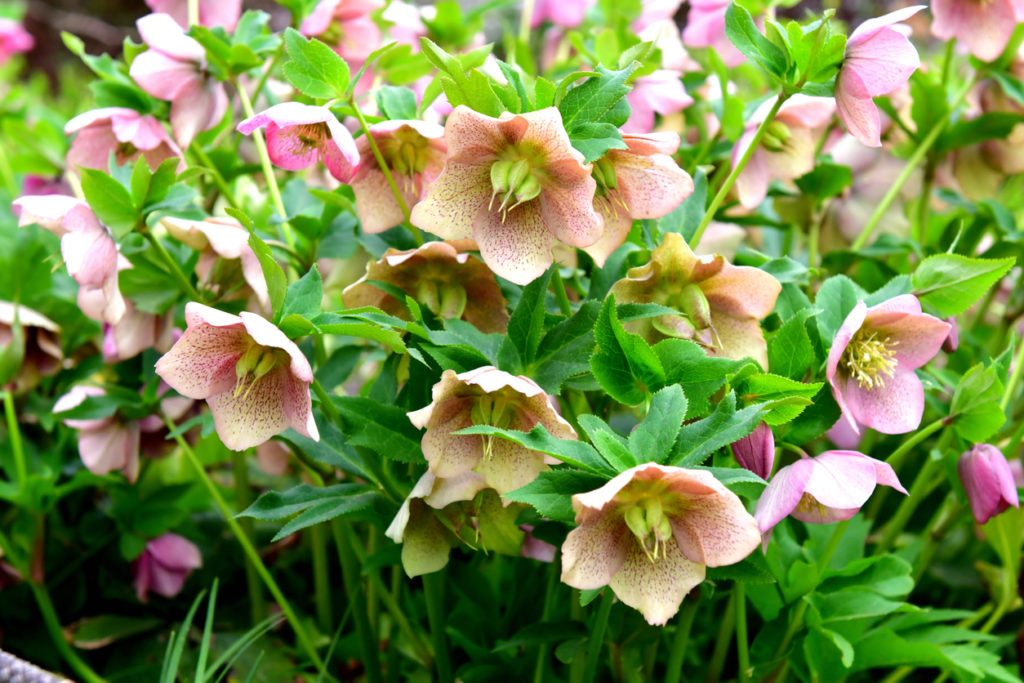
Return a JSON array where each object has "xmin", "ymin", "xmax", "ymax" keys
[
  {"xmin": 130, "ymin": 13, "xmax": 229, "ymax": 146},
  {"xmin": 754, "ymin": 450, "xmax": 906, "ymax": 539},
  {"xmin": 145, "ymin": 0, "xmax": 242, "ymax": 30},
  {"xmin": 730, "ymin": 422, "xmax": 774, "ymax": 480},
  {"xmin": 0, "ymin": 301, "xmax": 62, "ymax": 393},
  {"xmin": 133, "ymin": 533, "xmax": 202, "ymax": 602},
  {"xmin": 531, "ymin": 0, "xmax": 595, "ymax": 28},
  {"xmin": 64, "ymin": 107, "xmax": 183, "ymax": 173},
  {"xmin": 342, "ymin": 242, "xmax": 509, "ymax": 333},
  {"xmin": 826, "ymin": 295, "xmax": 950, "ymax": 436},
  {"xmin": 237, "ymin": 102, "xmax": 360, "ymax": 183},
  {"xmin": 102, "ymin": 301, "xmax": 175, "ymax": 363},
  {"xmin": 586, "ymin": 132, "xmax": 694, "ymax": 265},
  {"xmin": 683, "ymin": 0, "xmax": 745, "ymax": 67},
  {"xmin": 407, "ymin": 367, "xmax": 576, "ymax": 495},
  {"xmin": 609, "ymin": 232, "xmax": 781, "ymax": 368},
  {"xmin": 561, "ymin": 463, "xmax": 760, "ymax": 625},
  {"xmin": 836, "ymin": 6, "xmax": 924, "ymax": 148},
  {"xmin": 381, "ymin": 0, "xmax": 427, "ymax": 48},
  {"xmin": 155, "ymin": 303, "xmax": 319, "ymax": 451},
  {"xmin": 0, "ymin": 18, "xmax": 33, "ymax": 64},
  {"xmin": 409, "ymin": 106, "xmax": 602, "ymax": 286},
  {"xmin": 931, "ymin": 0, "xmax": 1024, "ymax": 62},
  {"xmin": 623, "ymin": 70, "xmax": 694, "ymax": 135},
  {"xmin": 349, "ymin": 120, "xmax": 446, "ymax": 233},
  {"xmin": 161, "ymin": 216, "xmax": 270, "ymax": 311},
  {"xmin": 958, "ymin": 444, "xmax": 1020, "ymax": 526},
  {"xmin": 55, "ymin": 386, "xmax": 142, "ymax": 482},
  {"xmin": 301, "ymin": 0, "xmax": 384, "ymax": 62},
  {"xmin": 733, "ymin": 95, "xmax": 836, "ymax": 208}
]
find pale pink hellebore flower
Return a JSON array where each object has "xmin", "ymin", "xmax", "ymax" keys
[
  {"xmin": 133, "ymin": 533, "xmax": 202, "ymax": 602},
  {"xmin": 237, "ymin": 102, "xmax": 360, "ymax": 183},
  {"xmin": 932, "ymin": 0, "xmax": 1024, "ymax": 62},
  {"xmin": 561, "ymin": 463, "xmax": 760, "ymax": 626},
  {"xmin": 301, "ymin": 0, "xmax": 384, "ymax": 63},
  {"xmin": 349, "ymin": 120, "xmax": 446, "ymax": 233},
  {"xmin": 733, "ymin": 95, "xmax": 836, "ymax": 208},
  {"xmin": 145, "ymin": 0, "xmax": 242, "ymax": 30},
  {"xmin": 683, "ymin": 0, "xmax": 746, "ymax": 67},
  {"xmin": 155, "ymin": 302, "xmax": 319, "ymax": 451},
  {"xmin": 634, "ymin": 0, "xmax": 683, "ymax": 32},
  {"xmin": 0, "ymin": 301, "xmax": 62, "ymax": 393},
  {"xmin": 0, "ymin": 18, "xmax": 33, "ymax": 64},
  {"xmin": 410, "ymin": 106, "xmax": 602, "ymax": 286},
  {"xmin": 382, "ymin": 0, "xmax": 427, "ymax": 48},
  {"xmin": 130, "ymin": 13, "xmax": 229, "ymax": 146},
  {"xmin": 64, "ymin": 107, "xmax": 183, "ymax": 172},
  {"xmin": 754, "ymin": 450, "xmax": 906, "ymax": 540},
  {"xmin": 623, "ymin": 70, "xmax": 694, "ymax": 135},
  {"xmin": 730, "ymin": 422, "xmax": 774, "ymax": 481},
  {"xmin": 531, "ymin": 0, "xmax": 595, "ymax": 28},
  {"xmin": 835, "ymin": 6, "xmax": 924, "ymax": 148},
  {"xmin": 958, "ymin": 444, "xmax": 1020, "ymax": 525},
  {"xmin": 102, "ymin": 301, "xmax": 175, "ymax": 363},
  {"xmin": 826, "ymin": 295, "xmax": 950, "ymax": 436},
  {"xmin": 587, "ymin": 132, "xmax": 694, "ymax": 265},
  {"xmin": 407, "ymin": 367, "xmax": 576, "ymax": 495},
  {"xmin": 55, "ymin": 386, "xmax": 142, "ymax": 482}
]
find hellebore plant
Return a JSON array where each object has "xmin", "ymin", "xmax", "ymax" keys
[
  {"xmin": 132, "ymin": 533, "xmax": 203, "ymax": 602},
  {"xmin": 64, "ymin": 107, "xmax": 183, "ymax": 172},
  {"xmin": 931, "ymin": 0, "xmax": 1024, "ymax": 62},
  {"xmin": 958, "ymin": 444, "xmax": 1020, "ymax": 525}
]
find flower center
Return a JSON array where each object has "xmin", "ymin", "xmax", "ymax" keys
[
  {"xmin": 592, "ymin": 157, "xmax": 632, "ymax": 218},
  {"xmin": 471, "ymin": 394, "xmax": 515, "ymax": 461},
  {"xmin": 488, "ymin": 144, "xmax": 548, "ymax": 221},
  {"xmin": 381, "ymin": 129, "xmax": 433, "ymax": 190},
  {"xmin": 624, "ymin": 495, "xmax": 674, "ymax": 563},
  {"xmin": 761, "ymin": 121, "xmax": 794, "ymax": 153},
  {"xmin": 840, "ymin": 329, "xmax": 899, "ymax": 389},
  {"xmin": 292, "ymin": 123, "xmax": 328, "ymax": 156},
  {"xmin": 795, "ymin": 492, "xmax": 827, "ymax": 517},
  {"xmin": 651, "ymin": 283, "xmax": 718, "ymax": 348},
  {"xmin": 233, "ymin": 342, "xmax": 286, "ymax": 400}
]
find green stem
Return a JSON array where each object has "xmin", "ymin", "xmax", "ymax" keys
[
  {"xmin": 519, "ymin": 0, "xmax": 536, "ymax": 44},
  {"xmin": 167, "ymin": 422, "xmax": 325, "ymax": 670},
  {"xmin": 569, "ymin": 593, "xmax": 587, "ymax": 683},
  {"xmin": 347, "ymin": 98, "xmax": 423, "ymax": 246},
  {"xmin": 232, "ymin": 450, "xmax": 265, "ymax": 625},
  {"xmin": 851, "ymin": 78, "xmax": 975, "ymax": 251},
  {"xmin": 999, "ymin": 334, "xmax": 1024, "ymax": 413},
  {"xmin": 876, "ymin": 456, "xmax": 943, "ymax": 553},
  {"xmin": 690, "ymin": 92, "xmax": 790, "ymax": 248},
  {"xmin": 142, "ymin": 229, "xmax": 205, "ymax": 303},
  {"xmin": 582, "ymin": 589, "xmax": 615, "ymax": 683},
  {"xmin": 251, "ymin": 44, "xmax": 285, "ymax": 106},
  {"xmin": 0, "ymin": 136, "xmax": 18, "ymax": 197},
  {"xmin": 551, "ymin": 268, "xmax": 573, "ymax": 317},
  {"xmin": 30, "ymin": 581, "xmax": 107, "ymax": 683},
  {"xmin": 704, "ymin": 592, "xmax": 735, "ymax": 683},
  {"xmin": 190, "ymin": 145, "xmax": 240, "ymax": 210},
  {"xmin": 3, "ymin": 390, "xmax": 26, "ymax": 492},
  {"xmin": 331, "ymin": 520, "xmax": 382, "ymax": 683},
  {"xmin": 663, "ymin": 596, "xmax": 699, "ymax": 683},
  {"xmin": 423, "ymin": 571, "xmax": 454, "ymax": 683},
  {"xmin": 235, "ymin": 80, "xmax": 296, "ymax": 251},
  {"xmin": 886, "ymin": 417, "xmax": 947, "ymax": 470},
  {"xmin": 533, "ymin": 557, "xmax": 561, "ymax": 683},
  {"xmin": 310, "ymin": 521, "xmax": 333, "ymax": 633},
  {"xmin": 735, "ymin": 584, "xmax": 750, "ymax": 683}
]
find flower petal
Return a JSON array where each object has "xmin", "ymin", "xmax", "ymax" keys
[
  {"xmin": 155, "ymin": 320, "xmax": 248, "ymax": 400},
  {"xmin": 409, "ymin": 161, "xmax": 489, "ymax": 241},
  {"xmin": 473, "ymin": 200, "xmax": 555, "ymax": 285},
  {"xmin": 754, "ymin": 459, "xmax": 813, "ymax": 534},
  {"xmin": 843, "ymin": 367, "xmax": 924, "ymax": 434},
  {"xmin": 560, "ymin": 512, "xmax": 630, "ymax": 589},
  {"xmin": 206, "ymin": 367, "xmax": 291, "ymax": 450},
  {"xmin": 608, "ymin": 536, "xmax": 705, "ymax": 626},
  {"xmin": 420, "ymin": 397, "xmax": 482, "ymax": 477}
]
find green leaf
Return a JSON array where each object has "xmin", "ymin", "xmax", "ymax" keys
[
  {"xmin": 281, "ymin": 265, "xmax": 322, "ymax": 322},
  {"xmin": 558, "ymin": 64, "xmax": 635, "ymax": 131},
  {"xmin": 590, "ymin": 296, "xmax": 666, "ymax": 406},
  {"xmin": 950, "ymin": 363, "xmax": 1005, "ymax": 442},
  {"xmin": 768, "ymin": 310, "xmax": 815, "ymax": 380},
  {"xmin": 628, "ymin": 385, "xmax": 687, "ymax": 464},
  {"xmin": 69, "ymin": 615, "xmax": 162, "ymax": 650},
  {"xmin": 281, "ymin": 27, "xmax": 350, "ymax": 99},
  {"xmin": 814, "ymin": 275, "xmax": 864, "ymax": 343},
  {"xmin": 577, "ymin": 415, "xmax": 636, "ymax": 472},
  {"xmin": 498, "ymin": 266, "xmax": 552, "ymax": 373},
  {"xmin": 654, "ymin": 338, "xmax": 744, "ymax": 417},
  {"xmin": 456, "ymin": 424, "xmax": 616, "ymax": 477},
  {"xmin": 568, "ymin": 121, "xmax": 627, "ymax": 164},
  {"xmin": 937, "ymin": 112, "xmax": 1024, "ymax": 151},
  {"xmin": 737, "ymin": 373, "xmax": 822, "ymax": 425},
  {"xmin": 533, "ymin": 301, "xmax": 600, "ymax": 393},
  {"xmin": 667, "ymin": 393, "xmax": 766, "ymax": 467},
  {"xmin": 724, "ymin": 3, "xmax": 788, "ymax": 78},
  {"xmin": 271, "ymin": 491, "xmax": 382, "ymax": 541},
  {"xmin": 374, "ymin": 85, "xmax": 418, "ymax": 120},
  {"xmin": 248, "ymin": 232, "xmax": 287, "ymax": 320},
  {"xmin": 912, "ymin": 253, "xmax": 1015, "ymax": 318},
  {"xmin": 794, "ymin": 162, "xmax": 852, "ymax": 201},
  {"xmin": 80, "ymin": 168, "xmax": 138, "ymax": 238},
  {"xmin": 505, "ymin": 469, "xmax": 609, "ymax": 523},
  {"xmin": 239, "ymin": 483, "xmax": 368, "ymax": 520},
  {"xmin": 332, "ymin": 396, "xmax": 425, "ymax": 463},
  {"xmin": 129, "ymin": 158, "xmax": 153, "ymax": 208}
]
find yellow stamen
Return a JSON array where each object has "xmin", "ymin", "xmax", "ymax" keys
[{"xmin": 841, "ymin": 329, "xmax": 899, "ymax": 389}]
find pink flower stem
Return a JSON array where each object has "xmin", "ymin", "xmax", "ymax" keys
[
  {"xmin": 663, "ymin": 595, "xmax": 700, "ymax": 683},
  {"xmin": 533, "ymin": 557, "xmax": 561, "ymax": 683},
  {"xmin": 885, "ymin": 417, "xmax": 947, "ymax": 470},
  {"xmin": 689, "ymin": 92, "xmax": 790, "ymax": 249},
  {"xmin": 0, "ymin": 139, "xmax": 16, "ymax": 197},
  {"xmin": 705, "ymin": 590, "xmax": 736, "ymax": 682},
  {"xmin": 2, "ymin": 390, "xmax": 26, "ymax": 494},
  {"xmin": 518, "ymin": 0, "xmax": 536, "ymax": 44},
  {"xmin": 551, "ymin": 269, "xmax": 573, "ymax": 316},
  {"xmin": 164, "ymin": 417, "xmax": 326, "ymax": 671},
  {"xmin": 28, "ymin": 580, "xmax": 107, "ymax": 683},
  {"xmin": 347, "ymin": 98, "xmax": 424, "ymax": 246}
]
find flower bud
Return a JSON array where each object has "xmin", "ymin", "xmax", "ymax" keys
[
  {"xmin": 730, "ymin": 422, "xmax": 775, "ymax": 480},
  {"xmin": 958, "ymin": 444, "xmax": 1020, "ymax": 525},
  {"xmin": 677, "ymin": 284, "xmax": 712, "ymax": 329},
  {"xmin": 942, "ymin": 317, "xmax": 959, "ymax": 353}
]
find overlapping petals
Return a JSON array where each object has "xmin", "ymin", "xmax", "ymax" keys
[
  {"xmin": 133, "ymin": 533, "xmax": 202, "ymax": 602},
  {"xmin": 64, "ymin": 107, "xmax": 183, "ymax": 172},
  {"xmin": 931, "ymin": 0, "xmax": 1024, "ymax": 62}
]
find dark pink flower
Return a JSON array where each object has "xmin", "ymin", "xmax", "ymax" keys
[
  {"xmin": 836, "ymin": 7, "xmax": 923, "ymax": 148},
  {"xmin": 826, "ymin": 295, "xmax": 950, "ymax": 436},
  {"xmin": 932, "ymin": 0, "xmax": 1024, "ymax": 62},
  {"xmin": 959, "ymin": 444, "xmax": 1020, "ymax": 525},
  {"xmin": 730, "ymin": 422, "xmax": 774, "ymax": 480},
  {"xmin": 133, "ymin": 533, "xmax": 202, "ymax": 601},
  {"xmin": 0, "ymin": 18, "xmax": 32, "ymax": 64},
  {"xmin": 130, "ymin": 13, "xmax": 229, "ymax": 146},
  {"xmin": 145, "ymin": 0, "xmax": 242, "ymax": 30},
  {"xmin": 237, "ymin": 102, "xmax": 360, "ymax": 183},
  {"xmin": 64, "ymin": 107, "xmax": 183, "ymax": 172},
  {"xmin": 155, "ymin": 303, "xmax": 319, "ymax": 451},
  {"xmin": 623, "ymin": 70, "xmax": 693, "ymax": 134},
  {"xmin": 301, "ymin": 0, "xmax": 384, "ymax": 62}
]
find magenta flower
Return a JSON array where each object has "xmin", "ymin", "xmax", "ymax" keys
[
  {"xmin": 237, "ymin": 102, "xmax": 360, "ymax": 183},
  {"xmin": 932, "ymin": 0, "xmax": 1024, "ymax": 62},
  {"xmin": 145, "ymin": 0, "xmax": 242, "ymax": 30},
  {"xmin": 826, "ymin": 295, "xmax": 950, "ymax": 436},
  {"xmin": 0, "ymin": 18, "xmax": 33, "ymax": 64},
  {"xmin": 155, "ymin": 303, "xmax": 319, "ymax": 451},
  {"xmin": 623, "ymin": 70, "xmax": 694, "ymax": 135},
  {"xmin": 683, "ymin": 0, "xmax": 745, "ymax": 67},
  {"xmin": 531, "ymin": 0, "xmax": 594, "ymax": 28},
  {"xmin": 587, "ymin": 132, "xmax": 694, "ymax": 265},
  {"xmin": 350, "ymin": 120, "xmax": 446, "ymax": 233},
  {"xmin": 301, "ymin": 0, "xmax": 384, "ymax": 62},
  {"xmin": 55, "ymin": 386, "xmax": 141, "ymax": 482},
  {"xmin": 958, "ymin": 444, "xmax": 1020, "ymax": 526},
  {"xmin": 734, "ymin": 95, "xmax": 835, "ymax": 208},
  {"xmin": 130, "ymin": 13, "xmax": 229, "ymax": 146},
  {"xmin": 755, "ymin": 451, "xmax": 906, "ymax": 537},
  {"xmin": 64, "ymin": 107, "xmax": 183, "ymax": 172},
  {"xmin": 133, "ymin": 533, "xmax": 202, "ymax": 602},
  {"xmin": 561, "ymin": 463, "xmax": 760, "ymax": 625},
  {"xmin": 836, "ymin": 7, "xmax": 923, "ymax": 148},
  {"xmin": 407, "ymin": 367, "xmax": 576, "ymax": 495},
  {"xmin": 730, "ymin": 422, "xmax": 774, "ymax": 480},
  {"xmin": 410, "ymin": 106, "xmax": 602, "ymax": 285}
]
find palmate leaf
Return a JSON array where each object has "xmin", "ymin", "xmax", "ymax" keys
[
  {"xmin": 666, "ymin": 393, "xmax": 767, "ymax": 467},
  {"xmin": 590, "ymin": 296, "xmax": 666, "ymax": 405}
]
